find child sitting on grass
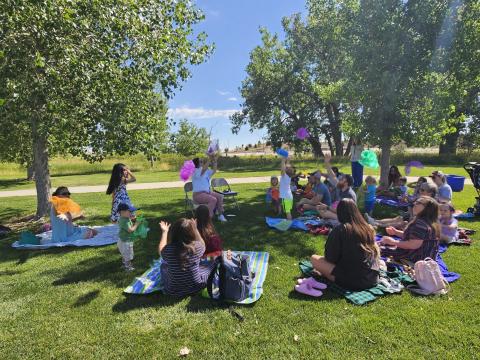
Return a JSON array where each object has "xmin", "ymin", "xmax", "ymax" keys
[
  {"xmin": 399, "ymin": 177, "xmax": 408, "ymax": 197},
  {"xmin": 364, "ymin": 176, "xmax": 377, "ymax": 215},
  {"xmin": 266, "ymin": 176, "xmax": 281, "ymax": 215},
  {"xmin": 280, "ymin": 157, "xmax": 295, "ymax": 220},
  {"xmin": 117, "ymin": 203, "xmax": 139, "ymax": 271},
  {"xmin": 195, "ymin": 205, "xmax": 223, "ymax": 256},
  {"xmin": 439, "ymin": 202, "xmax": 458, "ymax": 244}
]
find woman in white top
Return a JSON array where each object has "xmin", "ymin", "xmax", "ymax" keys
[{"xmin": 191, "ymin": 154, "xmax": 227, "ymax": 222}]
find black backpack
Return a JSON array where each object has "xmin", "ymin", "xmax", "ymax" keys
[{"xmin": 207, "ymin": 252, "xmax": 255, "ymax": 302}]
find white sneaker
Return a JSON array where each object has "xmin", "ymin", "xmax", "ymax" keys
[
  {"xmin": 123, "ymin": 262, "xmax": 135, "ymax": 271},
  {"xmin": 218, "ymin": 214, "xmax": 227, "ymax": 222}
]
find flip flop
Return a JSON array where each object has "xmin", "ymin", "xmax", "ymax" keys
[
  {"xmin": 297, "ymin": 277, "xmax": 327, "ymax": 290},
  {"xmin": 294, "ymin": 282, "xmax": 323, "ymax": 297}
]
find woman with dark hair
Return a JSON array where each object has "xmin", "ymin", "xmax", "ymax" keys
[
  {"xmin": 158, "ymin": 218, "xmax": 216, "ymax": 298},
  {"xmin": 195, "ymin": 205, "xmax": 223, "ymax": 256},
  {"xmin": 191, "ymin": 153, "xmax": 227, "ymax": 222},
  {"xmin": 307, "ymin": 199, "xmax": 380, "ymax": 292},
  {"xmin": 50, "ymin": 186, "xmax": 97, "ymax": 242},
  {"xmin": 106, "ymin": 163, "xmax": 136, "ymax": 222},
  {"xmin": 377, "ymin": 165, "xmax": 403, "ymax": 198},
  {"xmin": 380, "ymin": 196, "xmax": 440, "ymax": 263}
]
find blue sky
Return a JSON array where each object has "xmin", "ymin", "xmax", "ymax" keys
[{"xmin": 167, "ymin": 0, "xmax": 306, "ymax": 150}]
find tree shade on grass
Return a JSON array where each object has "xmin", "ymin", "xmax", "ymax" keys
[{"xmin": 0, "ymin": 184, "xmax": 479, "ymax": 358}]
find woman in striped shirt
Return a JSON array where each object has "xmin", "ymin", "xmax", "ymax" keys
[{"xmin": 158, "ymin": 218, "xmax": 215, "ymax": 297}]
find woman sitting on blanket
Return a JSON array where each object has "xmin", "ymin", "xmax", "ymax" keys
[
  {"xmin": 50, "ymin": 187, "xmax": 97, "ymax": 242},
  {"xmin": 195, "ymin": 205, "xmax": 223, "ymax": 257},
  {"xmin": 191, "ymin": 154, "xmax": 227, "ymax": 222},
  {"xmin": 376, "ymin": 165, "xmax": 403, "ymax": 199},
  {"xmin": 309, "ymin": 199, "xmax": 381, "ymax": 292},
  {"xmin": 158, "ymin": 218, "xmax": 232, "ymax": 298},
  {"xmin": 379, "ymin": 196, "xmax": 440, "ymax": 264}
]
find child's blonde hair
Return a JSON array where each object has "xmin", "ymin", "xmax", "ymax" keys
[
  {"xmin": 365, "ymin": 176, "xmax": 377, "ymax": 185},
  {"xmin": 439, "ymin": 201, "xmax": 455, "ymax": 213}
]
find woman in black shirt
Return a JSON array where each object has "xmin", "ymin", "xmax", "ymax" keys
[{"xmin": 311, "ymin": 198, "xmax": 380, "ymax": 291}]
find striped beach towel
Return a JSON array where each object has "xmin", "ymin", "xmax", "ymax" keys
[{"xmin": 124, "ymin": 251, "xmax": 270, "ymax": 305}]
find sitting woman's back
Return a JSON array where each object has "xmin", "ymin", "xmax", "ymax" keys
[
  {"xmin": 159, "ymin": 218, "xmax": 215, "ymax": 297},
  {"xmin": 310, "ymin": 199, "xmax": 380, "ymax": 292},
  {"xmin": 325, "ymin": 200, "xmax": 380, "ymax": 290}
]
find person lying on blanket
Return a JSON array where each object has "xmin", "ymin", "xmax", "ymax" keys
[
  {"xmin": 50, "ymin": 186, "xmax": 98, "ymax": 243},
  {"xmin": 296, "ymin": 172, "xmax": 332, "ymax": 213},
  {"xmin": 379, "ymin": 196, "xmax": 440, "ymax": 264},
  {"xmin": 309, "ymin": 199, "xmax": 381, "ymax": 292},
  {"xmin": 314, "ymin": 154, "xmax": 356, "ymax": 221},
  {"xmin": 365, "ymin": 182, "xmax": 438, "ymax": 230},
  {"xmin": 158, "ymin": 218, "xmax": 232, "ymax": 298}
]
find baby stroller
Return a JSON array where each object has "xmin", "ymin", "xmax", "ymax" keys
[{"xmin": 464, "ymin": 162, "xmax": 480, "ymax": 216}]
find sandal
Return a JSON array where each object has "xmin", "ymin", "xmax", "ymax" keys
[
  {"xmin": 294, "ymin": 282, "xmax": 323, "ymax": 297},
  {"xmin": 297, "ymin": 277, "xmax": 327, "ymax": 290}
]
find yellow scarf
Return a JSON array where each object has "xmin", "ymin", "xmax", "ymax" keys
[{"xmin": 50, "ymin": 196, "xmax": 82, "ymax": 217}]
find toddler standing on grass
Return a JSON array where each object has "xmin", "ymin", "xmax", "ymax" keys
[
  {"xmin": 117, "ymin": 203, "xmax": 139, "ymax": 271},
  {"xmin": 280, "ymin": 157, "xmax": 294, "ymax": 220},
  {"xmin": 364, "ymin": 176, "xmax": 377, "ymax": 215},
  {"xmin": 266, "ymin": 176, "xmax": 281, "ymax": 215}
]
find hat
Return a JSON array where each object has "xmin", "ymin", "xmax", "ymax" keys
[
  {"xmin": 117, "ymin": 203, "xmax": 137, "ymax": 212},
  {"xmin": 430, "ymin": 170, "xmax": 446, "ymax": 179},
  {"xmin": 52, "ymin": 186, "xmax": 71, "ymax": 197},
  {"xmin": 313, "ymin": 171, "xmax": 322, "ymax": 179}
]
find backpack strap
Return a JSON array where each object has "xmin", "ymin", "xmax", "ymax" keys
[{"xmin": 207, "ymin": 257, "xmax": 222, "ymax": 299}]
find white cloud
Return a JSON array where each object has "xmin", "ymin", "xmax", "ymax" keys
[
  {"xmin": 168, "ymin": 107, "xmax": 237, "ymax": 119},
  {"xmin": 216, "ymin": 90, "xmax": 230, "ymax": 96},
  {"xmin": 227, "ymin": 97, "xmax": 238, "ymax": 101}
]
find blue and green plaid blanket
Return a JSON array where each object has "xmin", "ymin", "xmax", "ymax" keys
[
  {"xmin": 299, "ymin": 260, "xmax": 414, "ymax": 305},
  {"xmin": 125, "ymin": 251, "xmax": 269, "ymax": 305}
]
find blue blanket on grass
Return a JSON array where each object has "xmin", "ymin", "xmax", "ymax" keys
[
  {"xmin": 375, "ymin": 196, "xmax": 409, "ymax": 209},
  {"xmin": 265, "ymin": 217, "xmax": 328, "ymax": 232},
  {"xmin": 375, "ymin": 234, "xmax": 460, "ymax": 283},
  {"xmin": 124, "ymin": 251, "xmax": 270, "ymax": 305}
]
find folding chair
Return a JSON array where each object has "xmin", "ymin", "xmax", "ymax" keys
[
  {"xmin": 184, "ymin": 182, "xmax": 201, "ymax": 216},
  {"xmin": 211, "ymin": 178, "xmax": 240, "ymax": 210}
]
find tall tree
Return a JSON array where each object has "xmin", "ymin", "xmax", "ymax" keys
[
  {"xmin": 231, "ymin": 28, "xmax": 328, "ymax": 157},
  {"xmin": 349, "ymin": 0, "xmax": 455, "ymax": 184},
  {"xmin": 0, "ymin": 0, "xmax": 212, "ymax": 217}
]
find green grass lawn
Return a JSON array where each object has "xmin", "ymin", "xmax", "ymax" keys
[{"xmin": 1, "ymin": 183, "xmax": 479, "ymax": 358}]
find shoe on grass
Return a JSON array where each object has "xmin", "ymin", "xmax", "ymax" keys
[{"xmin": 218, "ymin": 214, "xmax": 227, "ymax": 222}]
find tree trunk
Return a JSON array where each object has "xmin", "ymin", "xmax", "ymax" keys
[
  {"xmin": 326, "ymin": 103, "xmax": 343, "ymax": 156},
  {"xmin": 439, "ymin": 130, "xmax": 460, "ymax": 155},
  {"xmin": 26, "ymin": 163, "xmax": 35, "ymax": 181},
  {"xmin": 32, "ymin": 124, "xmax": 51, "ymax": 218},
  {"xmin": 325, "ymin": 133, "xmax": 334, "ymax": 155},
  {"xmin": 308, "ymin": 137, "xmax": 324, "ymax": 158},
  {"xmin": 379, "ymin": 141, "xmax": 392, "ymax": 187},
  {"xmin": 344, "ymin": 137, "xmax": 353, "ymax": 158}
]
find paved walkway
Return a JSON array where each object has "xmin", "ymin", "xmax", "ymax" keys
[{"xmin": 0, "ymin": 175, "xmax": 471, "ymax": 198}]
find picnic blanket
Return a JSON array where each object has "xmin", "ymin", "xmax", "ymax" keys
[
  {"xmin": 299, "ymin": 260, "xmax": 414, "ymax": 305},
  {"xmin": 11, "ymin": 224, "xmax": 119, "ymax": 250},
  {"xmin": 375, "ymin": 234, "xmax": 460, "ymax": 283},
  {"xmin": 265, "ymin": 217, "xmax": 336, "ymax": 232},
  {"xmin": 124, "ymin": 251, "xmax": 270, "ymax": 305},
  {"xmin": 375, "ymin": 196, "xmax": 409, "ymax": 209}
]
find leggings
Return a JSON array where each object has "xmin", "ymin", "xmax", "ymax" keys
[
  {"xmin": 193, "ymin": 191, "xmax": 224, "ymax": 217},
  {"xmin": 351, "ymin": 161, "xmax": 364, "ymax": 188}
]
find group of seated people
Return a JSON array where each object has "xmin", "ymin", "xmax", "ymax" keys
[
  {"xmin": 46, "ymin": 154, "xmax": 459, "ymax": 297},
  {"xmin": 263, "ymin": 157, "xmax": 459, "ymax": 295}
]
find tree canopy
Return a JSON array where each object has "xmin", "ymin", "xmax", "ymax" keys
[
  {"xmin": 169, "ymin": 119, "xmax": 209, "ymax": 157},
  {"xmin": 0, "ymin": 0, "xmax": 212, "ymax": 216}
]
